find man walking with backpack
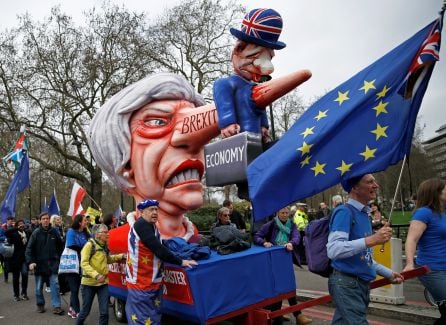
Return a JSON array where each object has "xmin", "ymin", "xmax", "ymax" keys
[{"xmin": 327, "ymin": 174, "xmax": 404, "ymax": 324}]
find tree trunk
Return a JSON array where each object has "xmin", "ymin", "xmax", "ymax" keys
[{"xmin": 90, "ymin": 167, "xmax": 103, "ymax": 209}]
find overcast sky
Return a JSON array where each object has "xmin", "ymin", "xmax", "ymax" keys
[{"xmin": 1, "ymin": 0, "xmax": 445, "ymax": 140}]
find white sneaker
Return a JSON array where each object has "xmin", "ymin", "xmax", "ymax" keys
[{"xmin": 45, "ymin": 287, "xmax": 51, "ymax": 293}]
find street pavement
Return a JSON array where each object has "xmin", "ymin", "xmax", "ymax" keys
[
  {"xmin": 293, "ymin": 265, "xmax": 440, "ymax": 325},
  {"xmin": 0, "ymin": 275, "xmax": 123, "ymax": 325},
  {"xmin": 0, "ymin": 266, "xmax": 440, "ymax": 324}
]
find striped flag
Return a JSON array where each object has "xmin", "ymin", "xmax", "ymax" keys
[{"xmin": 67, "ymin": 182, "xmax": 86, "ymax": 218}]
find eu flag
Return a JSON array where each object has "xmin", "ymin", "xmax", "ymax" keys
[
  {"xmin": 48, "ymin": 190, "xmax": 60, "ymax": 216},
  {"xmin": 248, "ymin": 14, "xmax": 443, "ymax": 221},
  {"xmin": 0, "ymin": 154, "xmax": 30, "ymax": 223}
]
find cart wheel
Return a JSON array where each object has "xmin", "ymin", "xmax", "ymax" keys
[
  {"xmin": 114, "ymin": 298, "xmax": 127, "ymax": 323},
  {"xmin": 424, "ymin": 288, "xmax": 437, "ymax": 306}
]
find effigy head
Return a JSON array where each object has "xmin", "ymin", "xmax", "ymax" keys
[
  {"xmin": 88, "ymin": 73, "xmax": 205, "ymax": 193},
  {"xmin": 230, "ymin": 8, "xmax": 286, "ymax": 82}
]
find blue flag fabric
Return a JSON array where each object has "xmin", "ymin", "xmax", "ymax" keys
[
  {"xmin": 48, "ymin": 190, "xmax": 61, "ymax": 216},
  {"xmin": 114, "ymin": 205, "xmax": 123, "ymax": 219},
  {"xmin": 0, "ymin": 154, "xmax": 30, "ymax": 223},
  {"xmin": 248, "ymin": 15, "xmax": 443, "ymax": 221}
]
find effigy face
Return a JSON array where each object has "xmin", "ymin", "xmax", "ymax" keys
[
  {"xmin": 88, "ymin": 73, "xmax": 220, "ymax": 238},
  {"xmin": 128, "ymin": 99, "xmax": 207, "ymax": 213},
  {"xmin": 232, "ymin": 42, "xmax": 275, "ymax": 82}
]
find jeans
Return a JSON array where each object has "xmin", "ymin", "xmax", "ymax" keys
[
  {"xmin": 35, "ymin": 273, "xmax": 61, "ymax": 307},
  {"xmin": 65, "ymin": 273, "xmax": 81, "ymax": 313},
  {"xmin": 76, "ymin": 284, "xmax": 109, "ymax": 325},
  {"xmin": 418, "ymin": 270, "xmax": 446, "ymax": 304},
  {"xmin": 328, "ymin": 271, "xmax": 370, "ymax": 325},
  {"xmin": 12, "ymin": 262, "xmax": 28, "ymax": 297}
]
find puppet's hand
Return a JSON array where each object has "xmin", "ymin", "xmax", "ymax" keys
[
  {"xmin": 261, "ymin": 127, "xmax": 270, "ymax": 143},
  {"xmin": 221, "ymin": 124, "xmax": 240, "ymax": 138}
]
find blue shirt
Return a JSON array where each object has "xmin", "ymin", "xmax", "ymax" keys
[
  {"xmin": 213, "ymin": 74, "xmax": 268, "ymax": 134},
  {"xmin": 412, "ymin": 207, "xmax": 446, "ymax": 271},
  {"xmin": 65, "ymin": 228, "xmax": 89, "ymax": 251},
  {"xmin": 327, "ymin": 199, "xmax": 392, "ymax": 282}
]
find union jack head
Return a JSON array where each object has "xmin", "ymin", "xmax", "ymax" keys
[{"xmin": 230, "ymin": 8, "xmax": 286, "ymax": 50}]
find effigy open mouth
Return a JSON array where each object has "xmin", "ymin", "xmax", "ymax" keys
[{"xmin": 165, "ymin": 159, "xmax": 204, "ymax": 188}]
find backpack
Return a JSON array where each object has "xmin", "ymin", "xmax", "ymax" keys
[
  {"xmin": 304, "ymin": 204, "xmax": 354, "ymax": 277},
  {"xmin": 87, "ymin": 238, "xmax": 109, "ymax": 261}
]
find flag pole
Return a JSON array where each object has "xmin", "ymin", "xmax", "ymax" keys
[
  {"xmin": 84, "ymin": 191, "xmax": 101, "ymax": 211},
  {"xmin": 380, "ymin": 155, "xmax": 407, "ymax": 252}
]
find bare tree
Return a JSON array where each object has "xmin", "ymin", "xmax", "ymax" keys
[
  {"xmin": 271, "ymin": 90, "xmax": 306, "ymax": 139},
  {"xmin": 146, "ymin": 0, "xmax": 244, "ymax": 98},
  {"xmin": 0, "ymin": 5, "xmax": 158, "ymax": 206}
]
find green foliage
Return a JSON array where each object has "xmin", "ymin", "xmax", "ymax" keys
[
  {"xmin": 388, "ymin": 210, "xmax": 412, "ymax": 225},
  {"xmin": 187, "ymin": 204, "xmax": 219, "ymax": 231}
]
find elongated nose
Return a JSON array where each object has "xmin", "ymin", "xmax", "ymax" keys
[
  {"xmin": 252, "ymin": 69, "xmax": 312, "ymax": 108},
  {"xmin": 171, "ymin": 103, "xmax": 220, "ymax": 152}
]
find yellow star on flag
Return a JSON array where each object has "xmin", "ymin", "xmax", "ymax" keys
[
  {"xmin": 311, "ymin": 161, "xmax": 326, "ymax": 176},
  {"xmin": 141, "ymin": 256, "xmax": 149, "ymax": 264},
  {"xmin": 376, "ymin": 85, "xmax": 391, "ymax": 100},
  {"xmin": 131, "ymin": 314, "xmax": 138, "ymax": 322},
  {"xmin": 360, "ymin": 145, "xmax": 377, "ymax": 161},
  {"xmin": 301, "ymin": 126, "xmax": 315, "ymax": 138},
  {"xmin": 334, "ymin": 90, "xmax": 350, "ymax": 106},
  {"xmin": 372, "ymin": 100, "xmax": 389, "ymax": 117},
  {"xmin": 297, "ymin": 142, "xmax": 314, "ymax": 156},
  {"xmin": 359, "ymin": 80, "xmax": 376, "ymax": 94},
  {"xmin": 371, "ymin": 123, "xmax": 389, "ymax": 140},
  {"xmin": 300, "ymin": 155, "xmax": 311, "ymax": 168},
  {"xmin": 154, "ymin": 299, "xmax": 161, "ymax": 307},
  {"xmin": 314, "ymin": 110, "xmax": 328, "ymax": 121},
  {"xmin": 145, "ymin": 318, "xmax": 152, "ymax": 325},
  {"xmin": 336, "ymin": 160, "xmax": 353, "ymax": 175}
]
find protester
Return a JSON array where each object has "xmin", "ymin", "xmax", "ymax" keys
[
  {"xmin": 4, "ymin": 219, "xmax": 30, "ymax": 301},
  {"xmin": 50, "ymin": 215, "xmax": 65, "ymax": 240},
  {"xmin": 76, "ymin": 224, "xmax": 125, "ymax": 325},
  {"xmin": 2, "ymin": 216, "xmax": 15, "ymax": 230},
  {"xmin": 327, "ymin": 174, "xmax": 403, "ymax": 324},
  {"xmin": 331, "ymin": 195, "xmax": 343, "ymax": 208},
  {"xmin": 369, "ymin": 201, "xmax": 387, "ymax": 231},
  {"xmin": 30, "ymin": 216, "xmax": 39, "ymax": 232},
  {"xmin": 253, "ymin": 206, "xmax": 312, "ymax": 325},
  {"xmin": 316, "ymin": 202, "xmax": 330, "ymax": 219},
  {"xmin": 0, "ymin": 227, "xmax": 7, "ymax": 283},
  {"xmin": 210, "ymin": 207, "xmax": 237, "ymax": 231},
  {"xmin": 293, "ymin": 203, "xmax": 309, "ymax": 264},
  {"xmin": 222, "ymin": 200, "xmax": 246, "ymax": 231},
  {"xmin": 403, "ymin": 178, "xmax": 446, "ymax": 324},
  {"xmin": 102, "ymin": 213, "xmax": 117, "ymax": 230},
  {"xmin": 25, "ymin": 212, "xmax": 64, "ymax": 314},
  {"xmin": 126, "ymin": 199, "xmax": 197, "ymax": 325},
  {"xmin": 65, "ymin": 214, "xmax": 90, "ymax": 319}
]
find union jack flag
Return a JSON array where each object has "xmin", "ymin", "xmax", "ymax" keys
[
  {"xmin": 241, "ymin": 8, "xmax": 282, "ymax": 39},
  {"xmin": 400, "ymin": 12, "xmax": 443, "ymax": 99},
  {"xmin": 409, "ymin": 15, "xmax": 442, "ymax": 73}
]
